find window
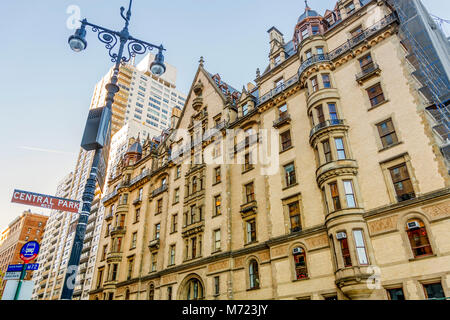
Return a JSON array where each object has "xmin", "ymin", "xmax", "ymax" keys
[
  {"xmin": 111, "ymin": 264, "xmax": 118, "ymax": 281},
  {"xmin": 154, "ymin": 223, "xmax": 160, "ymax": 240},
  {"xmin": 190, "ymin": 206, "xmax": 196, "ymax": 224},
  {"xmin": 353, "ymin": 230, "xmax": 368, "ymax": 265},
  {"xmin": 387, "ymin": 288, "xmax": 405, "ymax": 300},
  {"xmin": 167, "ymin": 286, "xmax": 173, "ymax": 300},
  {"xmin": 169, "ymin": 245, "xmax": 176, "ymax": 265},
  {"xmin": 366, "ymin": 83, "xmax": 385, "ymax": 107},
  {"xmin": 323, "ymin": 139, "xmax": 332, "ymax": 163},
  {"xmin": 311, "ymin": 25, "xmax": 320, "ymax": 35},
  {"xmin": 316, "ymin": 47, "xmax": 324, "ymax": 55},
  {"xmin": 176, "ymin": 165, "xmax": 181, "ymax": 179},
  {"xmin": 406, "ymin": 219, "xmax": 433, "ymax": 258},
  {"xmin": 174, "ymin": 188, "xmax": 180, "ymax": 204},
  {"xmin": 311, "ymin": 76, "xmax": 319, "ymax": 92},
  {"xmin": 138, "ymin": 188, "xmax": 143, "ymax": 201},
  {"xmin": 245, "ymin": 183, "xmax": 255, "ymax": 203},
  {"xmin": 289, "ymin": 202, "xmax": 301, "ymax": 233},
  {"xmin": 102, "ymin": 245, "xmax": 108, "ymax": 261},
  {"xmin": 214, "ymin": 195, "xmax": 222, "ymax": 216},
  {"xmin": 214, "ymin": 276, "xmax": 220, "ymax": 296},
  {"xmin": 329, "ymin": 182, "xmax": 341, "ymax": 211},
  {"xmin": 151, "ymin": 253, "xmax": 157, "ymax": 272},
  {"xmin": 338, "ymin": 234, "xmax": 352, "ymax": 267},
  {"xmin": 191, "ymin": 237, "xmax": 197, "ymax": 258},
  {"xmin": 343, "ymin": 180, "xmax": 356, "ymax": 208},
  {"xmin": 335, "ymin": 138, "xmax": 346, "ymax": 160},
  {"xmin": 97, "ymin": 268, "xmax": 104, "ymax": 289},
  {"xmin": 293, "ymin": 247, "xmax": 308, "ymax": 279},
  {"xmin": 275, "ymin": 78, "xmax": 284, "ymax": 88},
  {"xmin": 214, "ymin": 229, "xmax": 221, "ymax": 252},
  {"xmin": 185, "ymin": 279, "xmax": 204, "ymax": 300},
  {"xmin": 322, "ymin": 74, "xmax": 331, "ymax": 88},
  {"xmin": 359, "ymin": 54, "xmax": 373, "ymax": 72},
  {"xmin": 280, "ymin": 130, "xmax": 292, "ymax": 151},
  {"xmin": 316, "ymin": 105, "xmax": 325, "ymax": 123},
  {"xmin": 389, "ymin": 164, "xmax": 415, "ymax": 202},
  {"xmin": 214, "ymin": 166, "xmax": 221, "ymax": 184},
  {"xmin": 278, "ymin": 104, "xmax": 287, "ymax": 117},
  {"xmin": 244, "ymin": 152, "xmax": 253, "ymax": 171},
  {"xmin": 246, "ymin": 219, "xmax": 257, "ymax": 243},
  {"xmin": 242, "ymin": 104, "xmax": 249, "ymax": 116},
  {"xmin": 346, "ymin": 2, "xmax": 355, "ymax": 15},
  {"xmin": 284, "ymin": 163, "xmax": 297, "ymax": 187},
  {"xmin": 131, "ymin": 232, "xmax": 137, "ymax": 249},
  {"xmin": 171, "ymin": 214, "xmax": 178, "ymax": 233},
  {"xmin": 249, "ymin": 260, "xmax": 260, "ymax": 289},
  {"xmin": 156, "ymin": 199, "xmax": 163, "ymax": 214},
  {"xmin": 192, "ymin": 176, "xmax": 198, "ymax": 193},
  {"xmin": 377, "ymin": 119, "xmax": 398, "ymax": 148},
  {"xmin": 127, "ymin": 257, "xmax": 134, "ymax": 280},
  {"xmin": 423, "ymin": 283, "xmax": 445, "ymax": 299},
  {"xmin": 135, "ymin": 208, "xmax": 140, "ymax": 223},
  {"xmin": 301, "ymin": 28, "xmax": 309, "ymax": 40},
  {"xmin": 148, "ymin": 284, "xmax": 155, "ymax": 300}
]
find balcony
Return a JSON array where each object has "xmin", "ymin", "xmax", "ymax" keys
[
  {"xmin": 396, "ymin": 192, "xmax": 416, "ymax": 203},
  {"xmin": 148, "ymin": 238, "xmax": 160, "ymax": 250},
  {"xmin": 129, "ymin": 169, "xmax": 151, "ymax": 187},
  {"xmin": 240, "ymin": 200, "xmax": 257, "ymax": 218},
  {"xmin": 328, "ymin": 13, "xmax": 398, "ymax": 61},
  {"xmin": 106, "ymin": 252, "xmax": 123, "ymax": 263},
  {"xmin": 132, "ymin": 198, "xmax": 142, "ymax": 206},
  {"xmin": 309, "ymin": 119, "xmax": 346, "ymax": 141},
  {"xmin": 273, "ymin": 112, "xmax": 291, "ymax": 128},
  {"xmin": 110, "ymin": 226, "xmax": 126, "ymax": 236},
  {"xmin": 316, "ymin": 159, "xmax": 359, "ymax": 188},
  {"xmin": 298, "ymin": 54, "xmax": 331, "ymax": 78},
  {"xmin": 182, "ymin": 220, "xmax": 205, "ymax": 238},
  {"xmin": 257, "ymin": 73, "xmax": 299, "ymax": 106},
  {"xmin": 151, "ymin": 184, "xmax": 168, "ymax": 198},
  {"xmin": 84, "ymin": 232, "xmax": 94, "ymax": 241},
  {"xmin": 105, "ymin": 213, "xmax": 113, "ymax": 221},
  {"xmin": 356, "ymin": 63, "xmax": 381, "ymax": 84}
]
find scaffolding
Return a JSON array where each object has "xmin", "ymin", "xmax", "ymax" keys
[{"xmin": 386, "ymin": 0, "xmax": 450, "ymax": 165}]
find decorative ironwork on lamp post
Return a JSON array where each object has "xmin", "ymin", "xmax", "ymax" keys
[{"xmin": 61, "ymin": 0, "xmax": 166, "ymax": 300}]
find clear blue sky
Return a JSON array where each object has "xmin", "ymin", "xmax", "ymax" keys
[{"xmin": 0, "ymin": 0, "xmax": 448, "ymax": 230}]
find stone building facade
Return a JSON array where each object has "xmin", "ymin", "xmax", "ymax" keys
[{"xmin": 89, "ymin": 0, "xmax": 450, "ymax": 300}]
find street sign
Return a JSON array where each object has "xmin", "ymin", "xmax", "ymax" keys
[
  {"xmin": 3, "ymin": 272, "xmax": 21, "ymax": 281},
  {"xmin": 19, "ymin": 241, "xmax": 40, "ymax": 263},
  {"xmin": 7, "ymin": 264, "xmax": 39, "ymax": 272},
  {"xmin": 11, "ymin": 189, "xmax": 80, "ymax": 213}
]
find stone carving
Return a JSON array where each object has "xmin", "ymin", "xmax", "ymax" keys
[
  {"xmin": 305, "ymin": 234, "xmax": 329, "ymax": 250},
  {"xmin": 208, "ymin": 260, "xmax": 230, "ymax": 273},
  {"xmin": 368, "ymin": 215, "xmax": 398, "ymax": 235},
  {"xmin": 422, "ymin": 201, "xmax": 450, "ymax": 219}
]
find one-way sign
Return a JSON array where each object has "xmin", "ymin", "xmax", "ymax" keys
[{"xmin": 7, "ymin": 264, "xmax": 39, "ymax": 272}]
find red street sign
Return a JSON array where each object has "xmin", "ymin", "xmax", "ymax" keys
[{"xmin": 11, "ymin": 189, "xmax": 80, "ymax": 213}]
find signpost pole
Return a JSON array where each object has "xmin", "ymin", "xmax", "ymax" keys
[{"xmin": 13, "ymin": 264, "xmax": 27, "ymax": 300}]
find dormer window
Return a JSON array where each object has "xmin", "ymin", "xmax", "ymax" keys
[
  {"xmin": 242, "ymin": 104, "xmax": 249, "ymax": 116},
  {"xmin": 345, "ymin": 2, "xmax": 355, "ymax": 15},
  {"xmin": 301, "ymin": 27, "xmax": 309, "ymax": 40},
  {"xmin": 274, "ymin": 54, "xmax": 281, "ymax": 66},
  {"xmin": 311, "ymin": 25, "xmax": 320, "ymax": 35},
  {"xmin": 275, "ymin": 78, "xmax": 284, "ymax": 89}
]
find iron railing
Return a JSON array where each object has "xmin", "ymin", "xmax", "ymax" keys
[{"xmin": 310, "ymin": 119, "xmax": 345, "ymax": 138}]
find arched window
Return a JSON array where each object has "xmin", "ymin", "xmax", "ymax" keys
[
  {"xmin": 293, "ymin": 247, "xmax": 308, "ymax": 280},
  {"xmin": 406, "ymin": 219, "xmax": 432, "ymax": 258},
  {"xmin": 192, "ymin": 176, "xmax": 197, "ymax": 193},
  {"xmin": 185, "ymin": 278, "xmax": 204, "ymax": 300},
  {"xmin": 249, "ymin": 260, "xmax": 260, "ymax": 289},
  {"xmin": 148, "ymin": 284, "xmax": 155, "ymax": 300}
]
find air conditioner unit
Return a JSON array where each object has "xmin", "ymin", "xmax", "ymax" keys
[
  {"xmin": 407, "ymin": 221, "xmax": 421, "ymax": 230},
  {"xmin": 293, "ymin": 247, "xmax": 303, "ymax": 255},
  {"xmin": 336, "ymin": 232, "xmax": 347, "ymax": 240}
]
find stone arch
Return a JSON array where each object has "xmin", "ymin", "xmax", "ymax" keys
[
  {"xmin": 288, "ymin": 242, "xmax": 309, "ymax": 281},
  {"xmin": 177, "ymin": 273, "xmax": 205, "ymax": 300}
]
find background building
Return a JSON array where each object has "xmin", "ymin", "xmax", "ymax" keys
[
  {"xmin": 0, "ymin": 210, "xmax": 48, "ymax": 298},
  {"xmin": 90, "ymin": 0, "xmax": 449, "ymax": 301}
]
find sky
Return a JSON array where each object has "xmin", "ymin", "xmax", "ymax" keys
[{"xmin": 0, "ymin": 0, "xmax": 448, "ymax": 231}]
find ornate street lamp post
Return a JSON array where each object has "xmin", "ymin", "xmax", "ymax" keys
[{"xmin": 61, "ymin": 0, "xmax": 166, "ymax": 300}]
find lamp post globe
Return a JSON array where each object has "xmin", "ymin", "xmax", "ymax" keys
[
  {"xmin": 150, "ymin": 50, "xmax": 166, "ymax": 76},
  {"xmin": 68, "ymin": 28, "xmax": 87, "ymax": 52}
]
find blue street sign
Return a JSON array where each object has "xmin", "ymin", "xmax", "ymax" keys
[
  {"xmin": 7, "ymin": 263, "xmax": 39, "ymax": 272},
  {"xmin": 20, "ymin": 241, "xmax": 40, "ymax": 263}
]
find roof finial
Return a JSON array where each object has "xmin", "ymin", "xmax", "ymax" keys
[
  {"xmin": 199, "ymin": 56, "xmax": 204, "ymax": 67},
  {"xmin": 305, "ymin": 0, "xmax": 309, "ymax": 9}
]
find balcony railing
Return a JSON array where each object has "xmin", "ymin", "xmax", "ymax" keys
[
  {"xmin": 148, "ymin": 238, "xmax": 160, "ymax": 250},
  {"xmin": 273, "ymin": 112, "xmax": 292, "ymax": 128},
  {"xmin": 152, "ymin": 184, "xmax": 168, "ymax": 197},
  {"xmin": 356, "ymin": 62, "xmax": 381, "ymax": 83},
  {"xmin": 110, "ymin": 226, "xmax": 126, "ymax": 236},
  {"xmin": 129, "ymin": 169, "xmax": 151, "ymax": 186},
  {"xmin": 328, "ymin": 13, "xmax": 397, "ymax": 61},
  {"xmin": 257, "ymin": 73, "xmax": 300, "ymax": 106},
  {"xmin": 310, "ymin": 119, "xmax": 345, "ymax": 138},
  {"xmin": 397, "ymin": 193, "xmax": 416, "ymax": 203},
  {"xmin": 298, "ymin": 54, "xmax": 331, "ymax": 78}
]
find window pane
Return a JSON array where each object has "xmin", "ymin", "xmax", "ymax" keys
[
  {"xmin": 353, "ymin": 230, "xmax": 369, "ymax": 265},
  {"xmin": 388, "ymin": 288, "xmax": 405, "ymax": 300},
  {"xmin": 424, "ymin": 283, "xmax": 445, "ymax": 299}
]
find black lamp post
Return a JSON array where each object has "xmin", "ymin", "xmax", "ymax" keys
[{"xmin": 61, "ymin": 0, "xmax": 166, "ymax": 300}]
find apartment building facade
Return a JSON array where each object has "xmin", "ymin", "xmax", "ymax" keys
[
  {"xmin": 1, "ymin": 210, "xmax": 48, "ymax": 298},
  {"xmin": 89, "ymin": 0, "xmax": 449, "ymax": 300}
]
